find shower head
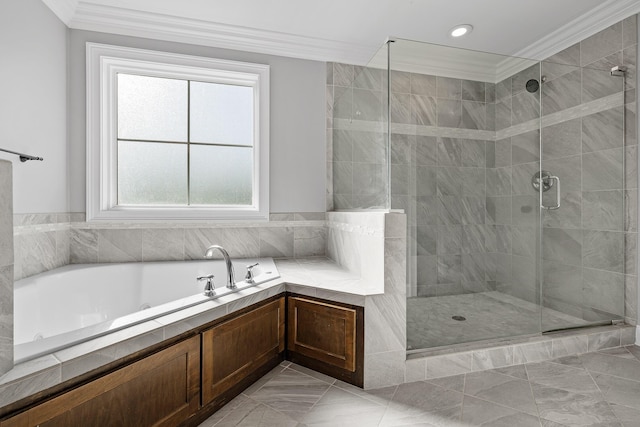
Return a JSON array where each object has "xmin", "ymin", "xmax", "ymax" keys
[
  {"xmin": 525, "ymin": 76, "xmax": 547, "ymax": 93},
  {"xmin": 525, "ymin": 79, "xmax": 539, "ymax": 93}
]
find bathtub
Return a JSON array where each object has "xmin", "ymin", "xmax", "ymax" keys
[{"xmin": 14, "ymin": 258, "xmax": 280, "ymax": 363}]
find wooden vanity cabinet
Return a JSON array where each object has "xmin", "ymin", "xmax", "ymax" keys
[
  {"xmin": 200, "ymin": 297, "xmax": 286, "ymax": 409},
  {"xmin": 0, "ymin": 335, "xmax": 200, "ymax": 427},
  {"xmin": 0, "ymin": 293, "xmax": 362, "ymax": 426},
  {"xmin": 286, "ymin": 295, "xmax": 364, "ymax": 387}
]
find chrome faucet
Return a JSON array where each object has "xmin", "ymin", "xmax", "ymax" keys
[
  {"xmin": 196, "ymin": 274, "xmax": 216, "ymax": 297},
  {"xmin": 204, "ymin": 245, "xmax": 236, "ymax": 289},
  {"xmin": 245, "ymin": 262, "xmax": 260, "ymax": 283}
]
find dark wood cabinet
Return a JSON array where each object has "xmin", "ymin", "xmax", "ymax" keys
[
  {"xmin": 287, "ymin": 295, "xmax": 364, "ymax": 387},
  {"xmin": 201, "ymin": 297, "xmax": 286, "ymax": 408},
  {"xmin": 0, "ymin": 292, "xmax": 363, "ymax": 426},
  {"xmin": 0, "ymin": 336, "xmax": 200, "ymax": 427}
]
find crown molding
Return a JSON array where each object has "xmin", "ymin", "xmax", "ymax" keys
[
  {"xmin": 67, "ymin": 2, "xmax": 375, "ymax": 64},
  {"xmin": 41, "ymin": 0, "xmax": 78, "ymax": 25},
  {"xmin": 494, "ymin": 57, "xmax": 539, "ymax": 83},
  {"xmin": 41, "ymin": 0, "xmax": 640, "ymax": 82},
  {"xmin": 511, "ymin": 0, "xmax": 640, "ymax": 61}
]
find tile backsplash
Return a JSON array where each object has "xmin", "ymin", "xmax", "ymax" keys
[{"xmin": 13, "ymin": 213, "xmax": 327, "ymax": 281}]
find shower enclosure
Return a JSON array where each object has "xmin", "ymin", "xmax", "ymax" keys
[{"xmin": 329, "ymin": 33, "xmax": 635, "ymax": 352}]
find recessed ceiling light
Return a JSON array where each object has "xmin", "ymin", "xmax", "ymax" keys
[{"xmin": 450, "ymin": 24, "xmax": 473, "ymax": 38}]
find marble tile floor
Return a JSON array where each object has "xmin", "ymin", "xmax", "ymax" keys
[
  {"xmin": 199, "ymin": 346, "xmax": 640, "ymax": 427},
  {"xmin": 408, "ymin": 291, "xmax": 595, "ymax": 350}
]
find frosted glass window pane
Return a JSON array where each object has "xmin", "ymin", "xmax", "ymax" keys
[
  {"xmin": 118, "ymin": 141, "xmax": 187, "ymax": 205},
  {"xmin": 190, "ymin": 82, "xmax": 254, "ymax": 146},
  {"xmin": 117, "ymin": 74, "xmax": 188, "ymax": 142},
  {"xmin": 190, "ymin": 145, "xmax": 253, "ymax": 205}
]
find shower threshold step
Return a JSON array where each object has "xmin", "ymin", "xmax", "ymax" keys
[{"xmin": 405, "ymin": 324, "xmax": 636, "ymax": 381}]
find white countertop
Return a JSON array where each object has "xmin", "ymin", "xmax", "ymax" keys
[{"xmin": 274, "ymin": 258, "xmax": 384, "ymax": 296}]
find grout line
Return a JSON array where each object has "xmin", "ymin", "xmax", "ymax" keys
[{"xmin": 583, "ymin": 358, "xmax": 624, "ymax": 425}]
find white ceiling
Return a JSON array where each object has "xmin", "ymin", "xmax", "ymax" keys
[{"xmin": 43, "ymin": 0, "xmax": 640, "ymax": 68}]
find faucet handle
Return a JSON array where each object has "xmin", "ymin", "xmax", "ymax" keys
[
  {"xmin": 245, "ymin": 263, "xmax": 260, "ymax": 283},
  {"xmin": 197, "ymin": 274, "xmax": 216, "ymax": 296}
]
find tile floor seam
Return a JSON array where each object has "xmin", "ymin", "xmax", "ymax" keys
[
  {"xmin": 287, "ymin": 365, "xmax": 337, "ymax": 386},
  {"xmin": 299, "ymin": 381, "xmax": 333, "ymax": 419},
  {"xmin": 376, "ymin": 384, "xmax": 401, "ymax": 425},
  {"xmin": 583, "ymin": 361, "xmax": 625, "ymax": 427},
  {"xmin": 584, "ymin": 365, "xmax": 640, "ymax": 384},
  {"xmin": 462, "ymin": 389, "xmax": 539, "ymax": 421},
  {"xmin": 598, "ymin": 346, "xmax": 640, "ymax": 362},
  {"xmin": 239, "ymin": 365, "xmax": 283, "ymax": 397},
  {"xmin": 459, "ymin": 392, "xmax": 467, "ymax": 423},
  {"xmin": 381, "ymin": 384, "xmax": 399, "ymax": 408},
  {"xmin": 211, "ymin": 396, "xmax": 257, "ymax": 427},
  {"xmin": 521, "ymin": 362, "xmax": 545, "ymax": 423},
  {"xmin": 335, "ymin": 381, "xmax": 397, "ymax": 408},
  {"xmin": 256, "ymin": 400, "xmax": 299, "ymax": 425},
  {"xmin": 459, "ymin": 372, "xmax": 468, "ymax": 422},
  {"xmin": 546, "ymin": 356, "xmax": 588, "ymax": 370},
  {"xmin": 624, "ymin": 345, "xmax": 640, "ymax": 362},
  {"xmin": 333, "ymin": 382, "xmax": 385, "ymax": 407},
  {"xmin": 523, "ymin": 364, "xmax": 544, "ymax": 424}
]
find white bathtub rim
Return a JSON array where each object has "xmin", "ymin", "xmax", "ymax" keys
[{"xmin": 14, "ymin": 258, "xmax": 280, "ymax": 364}]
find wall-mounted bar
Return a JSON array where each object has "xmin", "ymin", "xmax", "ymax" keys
[{"xmin": 0, "ymin": 147, "xmax": 43, "ymax": 162}]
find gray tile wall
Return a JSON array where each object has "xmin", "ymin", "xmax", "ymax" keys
[
  {"xmin": 13, "ymin": 212, "xmax": 327, "ymax": 281},
  {"xmin": 364, "ymin": 212, "xmax": 407, "ymax": 388},
  {"xmin": 327, "ymin": 62, "xmax": 499, "ymax": 297},
  {"xmin": 0, "ymin": 160, "xmax": 13, "ymax": 376},
  {"xmin": 388, "ymin": 73, "xmax": 496, "ymax": 297},
  {"xmin": 490, "ymin": 64, "xmax": 541, "ymax": 306},
  {"xmin": 492, "ymin": 16, "xmax": 639, "ymax": 325},
  {"xmin": 328, "ymin": 16, "xmax": 640, "ymax": 341},
  {"xmin": 327, "ymin": 63, "xmax": 388, "ymax": 211},
  {"xmin": 13, "ymin": 213, "xmax": 75, "ymax": 281}
]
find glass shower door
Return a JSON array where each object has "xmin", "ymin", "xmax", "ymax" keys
[
  {"xmin": 539, "ymin": 58, "xmax": 627, "ymax": 332},
  {"xmin": 384, "ymin": 38, "xmax": 545, "ymax": 350}
]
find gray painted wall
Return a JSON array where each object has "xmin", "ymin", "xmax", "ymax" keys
[
  {"xmin": 0, "ymin": 0, "xmax": 68, "ymax": 214},
  {"xmin": 68, "ymin": 30, "xmax": 327, "ymax": 214}
]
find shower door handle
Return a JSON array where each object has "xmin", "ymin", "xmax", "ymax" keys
[{"xmin": 541, "ymin": 175, "xmax": 560, "ymax": 210}]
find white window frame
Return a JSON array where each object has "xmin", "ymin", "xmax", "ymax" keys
[{"xmin": 86, "ymin": 43, "xmax": 270, "ymax": 222}]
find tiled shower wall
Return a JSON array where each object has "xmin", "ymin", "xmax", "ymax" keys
[
  {"xmin": 0, "ymin": 161, "xmax": 13, "ymax": 376},
  {"xmin": 327, "ymin": 62, "xmax": 499, "ymax": 297},
  {"xmin": 327, "ymin": 63, "xmax": 388, "ymax": 211},
  {"xmin": 484, "ymin": 16, "xmax": 639, "ymax": 325},
  {"xmin": 328, "ymin": 16, "xmax": 639, "ymax": 325},
  {"xmin": 388, "ymin": 72, "xmax": 497, "ymax": 298},
  {"xmin": 13, "ymin": 213, "xmax": 327, "ymax": 281}
]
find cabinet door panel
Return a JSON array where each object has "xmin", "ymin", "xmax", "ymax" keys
[
  {"xmin": 202, "ymin": 297, "xmax": 285, "ymax": 405},
  {"xmin": 288, "ymin": 297, "xmax": 357, "ymax": 372},
  {"xmin": 20, "ymin": 336, "xmax": 200, "ymax": 427}
]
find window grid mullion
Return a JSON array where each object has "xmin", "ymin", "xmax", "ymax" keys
[{"xmin": 116, "ymin": 138, "xmax": 251, "ymax": 148}]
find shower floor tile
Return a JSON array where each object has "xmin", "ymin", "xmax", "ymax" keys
[{"xmin": 407, "ymin": 291, "xmax": 591, "ymax": 350}]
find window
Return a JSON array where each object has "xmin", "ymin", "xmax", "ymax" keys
[{"xmin": 86, "ymin": 43, "xmax": 270, "ymax": 221}]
